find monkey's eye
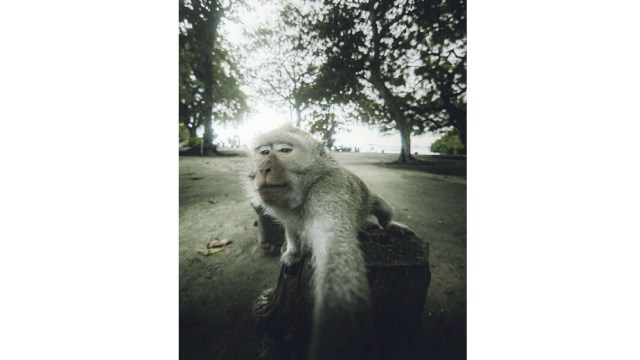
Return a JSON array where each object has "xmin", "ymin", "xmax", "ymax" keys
[
  {"xmin": 274, "ymin": 143, "xmax": 293, "ymax": 153},
  {"xmin": 256, "ymin": 145, "xmax": 271, "ymax": 155}
]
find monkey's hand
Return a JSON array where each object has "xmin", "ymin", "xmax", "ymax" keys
[
  {"xmin": 387, "ymin": 221, "xmax": 415, "ymax": 236},
  {"xmin": 361, "ymin": 218, "xmax": 383, "ymax": 231},
  {"xmin": 281, "ymin": 249, "xmax": 303, "ymax": 275}
]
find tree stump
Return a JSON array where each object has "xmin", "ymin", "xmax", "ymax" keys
[{"xmin": 253, "ymin": 227, "xmax": 431, "ymax": 359}]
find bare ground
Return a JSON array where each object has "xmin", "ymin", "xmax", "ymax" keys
[{"xmin": 179, "ymin": 151, "xmax": 466, "ymax": 359}]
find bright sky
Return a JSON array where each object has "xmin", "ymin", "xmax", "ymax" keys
[
  {"xmin": 216, "ymin": 1, "xmax": 441, "ymax": 154},
  {"xmin": 214, "ymin": 109, "xmax": 440, "ymax": 154}
]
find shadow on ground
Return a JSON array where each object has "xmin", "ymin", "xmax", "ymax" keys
[{"xmin": 380, "ymin": 155, "xmax": 467, "ymax": 177}]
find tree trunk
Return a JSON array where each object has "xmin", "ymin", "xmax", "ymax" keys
[
  {"xmin": 439, "ymin": 62, "xmax": 466, "ymax": 153},
  {"xmin": 454, "ymin": 107, "xmax": 467, "ymax": 153},
  {"xmin": 188, "ymin": 122, "xmax": 198, "ymax": 138},
  {"xmin": 200, "ymin": 0, "xmax": 220, "ymax": 156},
  {"xmin": 294, "ymin": 104, "xmax": 302, "ymax": 128},
  {"xmin": 444, "ymin": 104, "xmax": 466, "ymax": 154},
  {"xmin": 202, "ymin": 116, "xmax": 215, "ymax": 154},
  {"xmin": 457, "ymin": 118, "xmax": 467, "ymax": 153},
  {"xmin": 367, "ymin": 7, "xmax": 415, "ymax": 164},
  {"xmin": 396, "ymin": 125, "xmax": 416, "ymax": 163},
  {"xmin": 325, "ymin": 118, "xmax": 337, "ymax": 149}
]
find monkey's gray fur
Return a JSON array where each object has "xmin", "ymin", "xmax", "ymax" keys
[{"xmin": 246, "ymin": 124, "xmax": 403, "ymax": 359}]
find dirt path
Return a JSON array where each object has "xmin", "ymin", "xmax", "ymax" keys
[{"xmin": 179, "ymin": 152, "xmax": 466, "ymax": 359}]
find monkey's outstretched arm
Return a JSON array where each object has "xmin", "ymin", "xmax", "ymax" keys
[{"xmin": 306, "ymin": 218, "xmax": 373, "ymax": 360}]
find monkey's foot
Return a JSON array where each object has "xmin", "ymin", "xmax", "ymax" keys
[
  {"xmin": 281, "ymin": 251, "xmax": 303, "ymax": 275},
  {"xmin": 387, "ymin": 221, "xmax": 415, "ymax": 236}
]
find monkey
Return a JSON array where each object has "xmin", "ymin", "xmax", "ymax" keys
[{"xmin": 246, "ymin": 124, "xmax": 410, "ymax": 359}]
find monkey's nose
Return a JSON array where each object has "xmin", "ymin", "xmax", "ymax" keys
[{"xmin": 261, "ymin": 167, "xmax": 271, "ymax": 175}]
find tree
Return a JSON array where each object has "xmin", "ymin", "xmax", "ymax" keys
[
  {"xmin": 303, "ymin": 0, "xmax": 466, "ymax": 163},
  {"xmin": 247, "ymin": 1, "xmax": 320, "ymax": 128},
  {"xmin": 307, "ymin": 103, "xmax": 353, "ymax": 148},
  {"xmin": 245, "ymin": 0, "xmax": 356, "ymax": 146},
  {"xmin": 430, "ymin": 129, "xmax": 464, "ymax": 155},
  {"xmin": 309, "ymin": 113, "xmax": 339, "ymax": 148},
  {"xmin": 413, "ymin": 0, "xmax": 467, "ymax": 151},
  {"xmin": 179, "ymin": 0, "xmax": 247, "ymax": 154}
]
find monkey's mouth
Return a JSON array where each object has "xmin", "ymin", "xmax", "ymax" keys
[
  {"xmin": 258, "ymin": 183, "xmax": 288, "ymax": 190},
  {"xmin": 258, "ymin": 184, "xmax": 288, "ymax": 201}
]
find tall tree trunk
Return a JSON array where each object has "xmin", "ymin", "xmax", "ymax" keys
[
  {"xmin": 294, "ymin": 104, "xmax": 302, "ymax": 128},
  {"xmin": 398, "ymin": 125, "xmax": 415, "ymax": 163},
  {"xmin": 367, "ymin": 5, "xmax": 415, "ymax": 163},
  {"xmin": 369, "ymin": 70, "xmax": 416, "ymax": 162},
  {"xmin": 188, "ymin": 122, "xmax": 198, "ymax": 138},
  {"xmin": 439, "ymin": 61, "xmax": 466, "ymax": 154},
  {"xmin": 202, "ymin": 114, "xmax": 216, "ymax": 155},
  {"xmin": 444, "ymin": 103, "xmax": 466, "ymax": 154},
  {"xmin": 321, "ymin": 115, "xmax": 337, "ymax": 149},
  {"xmin": 457, "ymin": 114, "xmax": 467, "ymax": 154},
  {"xmin": 201, "ymin": 0, "xmax": 220, "ymax": 156}
]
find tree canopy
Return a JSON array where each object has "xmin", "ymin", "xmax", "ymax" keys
[
  {"xmin": 300, "ymin": 0, "xmax": 467, "ymax": 161},
  {"xmin": 247, "ymin": 1, "xmax": 317, "ymax": 128},
  {"xmin": 246, "ymin": 1, "xmax": 356, "ymax": 148},
  {"xmin": 430, "ymin": 129, "xmax": 464, "ymax": 155},
  {"xmin": 179, "ymin": 0, "xmax": 466, "ymax": 158}
]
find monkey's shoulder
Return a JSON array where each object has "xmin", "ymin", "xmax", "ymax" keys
[
  {"xmin": 306, "ymin": 167, "xmax": 370, "ymax": 205},
  {"xmin": 311, "ymin": 166, "xmax": 362, "ymax": 186}
]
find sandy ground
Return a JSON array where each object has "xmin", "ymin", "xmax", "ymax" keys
[{"xmin": 179, "ymin": 151, "xmax": 466, "ymax": 359}]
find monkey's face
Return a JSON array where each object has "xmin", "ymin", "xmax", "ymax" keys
[
  {"xmin": 248, "ymin": 125, "xmax": 331, "ymax": 210},
  {"xmin": 254, "ymin": 142, "xmax": 295, "ymax": 204}
]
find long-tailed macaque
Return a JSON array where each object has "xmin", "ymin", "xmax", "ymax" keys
[{"xmin": 246, "ymin": 124, "xmax": 405, "ymax": 359}]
